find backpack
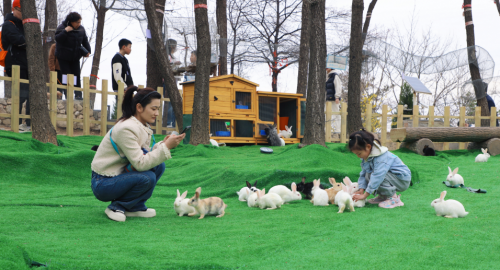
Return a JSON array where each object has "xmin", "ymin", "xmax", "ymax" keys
[{"xmin": 0, "ymin": 21, "xmax": 15, "ymax": 67}]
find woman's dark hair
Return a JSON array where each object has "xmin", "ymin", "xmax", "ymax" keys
[
  {"xmin": 348, "ymin": 128, "xmax": 381, "ymax": 152},
  {"xmin": 64, "ymin": 12, "xmax": 82, "ymax": 26},
  {"xmin": 118, "ymin": 86, "xmax": 161, "ymax": 122}
]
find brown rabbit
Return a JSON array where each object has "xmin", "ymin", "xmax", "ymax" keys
[
  {"xmin": 325, "ymin": 177, "xmax": 342, "ymax": 204},
  {"xmin": 187, "ymin": 187, "xmax": 227, "ymax": 219}
]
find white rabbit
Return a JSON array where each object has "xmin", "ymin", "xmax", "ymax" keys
[
  {"xmin": 475, "ymin": 148, "xmax": 490, "ymax": 162},
  {"xmin": 173, "ymin": 189, "xmax": 197, "ymax": 217},
  {"xmin": 310, "ymin": 179, "xmax": 329, "ymax": 206},
  {"xmin": 209, "ymin": 133, "xmax": 219, "ymax": 147},
  {"xmin": 343, "ymin": 177, "xmax": 365, "ymax": 207},
  {"xmin": 447, "ymin": 167, "xmax": 464, "ymax": 186},
  {"xmin": 279, "ymin": 137, "xmax": 285, "ymax": 146},
  {"xmin": 431, "ymin": 191, "xmax": 468, "ymax": 218},
  {"xmin": 247, "ymin": 189, "xmax": 259, "ymax": 208},
  {"xmin": 237, "ymin": 187, "xmax": 251, "ymax": 201},
  {"xmin": 334, "ymin": 183, "xmax": 355, "ymax": 213},
  {"xmin": 268, "ymin": 182, "xmax": 302, "ymax": 203},
  {"xmin": 256, "ymin": 189, "xmax": 284, "ymax": 210},
  {"xmin": 278, "ymin": 125, "xmax": 293, "ymax": 138}
]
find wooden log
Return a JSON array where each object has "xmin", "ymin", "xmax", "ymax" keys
[
  {"xmin": 467, "ymin": 138, "xmax": 500, "ymax": 156},
  {"xmin": 390, "ymin": 127, "xmax": 500, "ymax": 143},
  {"xmin": 400, "ymin": 138, "xmax": 435, "ymax": 156}
]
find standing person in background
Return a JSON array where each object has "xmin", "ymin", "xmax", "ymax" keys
[
  {"xmin": 48, "ymin": 43, "xmax": 63, "ymax": 98},
  {"xmin": 326, "ymin": 67, "xmax": 342, "ymax": 133},
  {"xmin": 111, "ymin": 39, "xmax": 134, "ymax": 92},
  {"xmin": 2, "ymin": 0, "xmax": 30, "ymax": 131},
  {"xmin": 55, "ymin": 12, "xmax": 91, "ymax": 100},
  {"xmin": 483, "ymin": 82, "xmax": 499, "ymax": 127}
]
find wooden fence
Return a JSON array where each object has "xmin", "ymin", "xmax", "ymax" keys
[
  {"xmin": 0, "ymin": 65, "xmax": 178, "ymax": 136},
  {"xmin": 325, "ymin": 101, "xmax": 499, "ymax": 150}
]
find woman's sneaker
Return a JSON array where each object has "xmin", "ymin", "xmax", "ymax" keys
[
  {"xmin": 367, "ymin": 195, "xmax": 387, "ymax": 204},
  {"xmin": 105, "ymin": 208, "xmax": 126, "ymax": 222},
  {"xmin": 378, "ymin": 194, "xmax": 404, "ymax": 209},
  {"xmin": 125, "ymin": 208, "xmax": 156, "ymax": 218}
]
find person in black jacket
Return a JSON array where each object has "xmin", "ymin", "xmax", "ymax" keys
[
  {"xmin": 482, "ymin": 82, "xmax": 499, "ymax": 127},
  {"xmin": 1, "ymin": 0, "xmax": 30, "ymax": 131},
  {"xmin": 55, "ymin": 12, "xmax": 91, "ymax": 100},
  {"xmin": 111, "ymin": 39, "xmax": 133, "ymax": 91},
  {"xmin": 325, "ymin": 68, "xmax": 342, "ymax": 132}
]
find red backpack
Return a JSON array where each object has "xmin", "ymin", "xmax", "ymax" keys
[{"xmin": 0, "ymin": 21, "xmax": 15, "ymax": 67}]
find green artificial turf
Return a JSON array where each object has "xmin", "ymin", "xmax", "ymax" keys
[{"xmin": 1, "ymin": 129, "xmax": 499, "ymax": 269}]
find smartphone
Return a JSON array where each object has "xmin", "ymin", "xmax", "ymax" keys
[{"xmin": 180, "ymin": 126, "xmax": 192, "ymax": 134}]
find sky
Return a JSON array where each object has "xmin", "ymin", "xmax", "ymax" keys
[{"xmin": 1, "ymin": 0, "xmax": 499, "ymax": 109}]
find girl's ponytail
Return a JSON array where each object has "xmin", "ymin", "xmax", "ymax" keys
[
  {"xmin": 118, "ymin": 85, "xmax": 139, "ymax": 122},
  {"xmin": 118, "ymin": 86, "xmax": 161, "ymax": 123},
  {"xmin": 348, "ymin": 128, "xmax": 381, "ymax": 152}
]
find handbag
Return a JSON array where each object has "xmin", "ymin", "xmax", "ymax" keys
[{"xmin": 79, "ymin": 46, "xmax": 89, "ymax": 57}]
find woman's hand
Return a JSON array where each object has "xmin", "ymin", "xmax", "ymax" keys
[
  {"xmin": 165, "ymin": 133, "xmax": 185, "ymax": 150},
  {"xmin": 352, "ymin": 188, "xmax": 365, "ymax": 196},
  {"xmin": 352, "ymin": 192, "xmax": 369, "ymax": 202},
  {"xmin": 65, "ymin": 26, "xmax": 73, "ymax": 32}
]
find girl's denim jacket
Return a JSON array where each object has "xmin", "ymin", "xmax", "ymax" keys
[{"xmin": 358, "ymin": 143, "xmax": 411, "ymax": 194}]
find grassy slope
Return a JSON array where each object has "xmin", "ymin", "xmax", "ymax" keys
[{"xmin": 0, "ymin": 130, "xmax": 499, "ymax": 269}]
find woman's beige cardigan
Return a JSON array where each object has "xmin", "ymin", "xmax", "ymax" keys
[{"xmin": 91, "ymin": 116, "xmax": 171, "ymax": 177}]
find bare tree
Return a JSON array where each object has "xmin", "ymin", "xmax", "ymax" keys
[
  {"xmin": 146, "ymin": 0, "xmax": 166, "ymax": 92},
  {"xmin": 3, "ymin": 0, "xmax": 12, "ymax": 98},
  {"xmin": 42, "ymin": 0, "xmax": 57, "ymax": 82},
  {"xmin": 296, "ymin": 1, "xmax": 309, "ymax": 96},
  {"xmin": 216, "ymin": 0, "xmax": 227, "ymax": 75},
  {"xmin": 21, "ymin": 0, "xmax": 58, "ymax": 144},
  {"xmin": 463, "ymin": 0, "xmax": 489, "ymax": 126},
  {"xmin": 189, "ymin": 0, "xmax": 211, "ymax": 145},
  {"xmin": 244, "ymin": 0, "xmax": 301, "ymax": 92},
  {"xmin": 346, "ymin": 0, "xmax": 364, "ymax": 134},
  {"xmin": 303, "ymin": 0, "xmax": 326, "ymax": 146},
  {"xmin": 144, "ymin": 0, "xmax": 183, "ymax": 129},
  {"xmin": 361, "ymin": 0, "xmax": 377, "ymax": 45},
  {"xmin": 496, "ymin": 0, "xmax": 500, "ymax": 16},
  {"xmin": 227, "ymin": 0, "xmax": 251, "ymax": 75}
]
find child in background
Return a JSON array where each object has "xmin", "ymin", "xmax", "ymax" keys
[{"xmin": 350, "ymin": 129, "xmax": 411, "ymax": 208}]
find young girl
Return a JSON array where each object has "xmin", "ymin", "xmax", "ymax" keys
[
  {"xmin": 350, "ymin": 129, "xmax": 411, "ymax": 208},
  {"xmin": 91, "ymin": 86, "xmax": 185, "ymax": 222}
]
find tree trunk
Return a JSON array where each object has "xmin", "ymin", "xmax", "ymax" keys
[
  {"xmin": 496, "ymin": 0, "xmax": 500, "ymax": 16},
  {"xmin": 361, "ymin": 0, "xmax": 377, "ymax": 45},
  {"xmin": 400, "ymin": 138, "xmax": 435, "ymax": 156},
  {"xmin": 463, "ymin": 0, "xmax": 489, "ymax": 127},
  {"xmin": 3, "ymin": 0, "xmax": 12, "ymax": 98},
  {"xmin": 144, "ymin": 0, "xmax": 183, "ymax": 130},
  {"xmin": 42, "ymin": 0, "xmax": 57, "ymax": 83},
  {"xmin": 390, "ymin": 127, "xmax": 500, "ymax": 143},
  {"xmin": 21, "ymin": 0, "xmax": 58, "ymax": 145},
  {"xmin": 189, "ymin": 0, "xmax": 211, "ymax": 145},
  {"xmin": 346, "ymin": 0, "xmax": 364, "ymax": 135},
  {"xmin": 216, "ymin": 0, "xmax": 227, "ymax": 75},
  {"xmin": 303, "ymin": 0, "xmax": 326, "ymax": 147},
  {"xmin": 89, "ymin": 0, "xmax": 111, "ymax": 110},
  {"xmin": 296, "ymin": 1, "xmax": 310, "ymax": 96}
]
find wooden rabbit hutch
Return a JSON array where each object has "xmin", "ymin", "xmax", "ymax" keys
[{"xmin": 180, "ymin": 74, "xmax": 305, "ymax": 145}]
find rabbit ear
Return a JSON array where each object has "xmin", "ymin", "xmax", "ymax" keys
[
  {"xmin": 261, "ymin": 188, "xmax": 266, "ymax": 195},
  {"xmin": 448, "ymin": 166, "xmax": 452, "ymax": 174},
  {"xmin": 177, "ymin": 189, "xmax": 180, "ymax": 197},
  {"xmin": 181, "ymin": 191, "xmax": 188, "ymax": 199},
  {"xmin": 195, "ymin": 187, "xmax": 201, "ymax": 196},
  {"xmin": 253, "ymin": 180, "xmax": 258, "ymax": 187},
  {"xmin": 341, "ymin": 183, "xmax": 348, "ymax": 192},
  {"xmin": 291, "ymin": 182, "xmax": 297, "ymax": 192},
  {"xmin": 329, "ymin": 178, "xmax": 334, "ymax": 185},
  {"xmin": 482, "ymin": 148, "xmax": 487, "ymax": 154},
  {"xmin": 453, "ymin": 167, "xmax": 459, "ymax": 175},
  {"xmin": 343, "ymin": 177, "xmax": 352, "ymax": 187},
  {"xmin": 246, "ymin": 181, "xmax": 252, "ymax": 188},
  {"xmin": 289, "ymin": 126, "xmax": 292, "ymax": 131},
  {"xmin": 440, "ymin": 191, "xmax": 446, "ymax": 200}
]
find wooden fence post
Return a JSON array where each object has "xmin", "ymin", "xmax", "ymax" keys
[
  {"xmin": 443, "ymin": 106, "xmax": 450, "ymax": 150},
  {"xmin": 365, "ymin": 102, "xmax": 372, "ymax": 132},
  {"xmin": 101, "ymin": 79, "xmax": 108, "ymax": 136},
  {"xmin": 475, "ymin": 106, "xmax": 481, "ymax": 128},
  {"xmin": 138, "ymin": 84, "xmax": 144, "ymax": 89},
  {"xmin": 325, "ymin": 101, "xmax": 332, "ymax": 142},
  {"xmin": 49, "ymin": 71, "xmax": 58, "ymax": 128},
  {"xmin": 156, "ymin": 86, "xmax": 163, "ymax": 135},
  {"xmin": 66, "ymin": 74, "xmax": 74, "ymax": 137},
  {"xmin": 117, "ymin": 82, "xmax": 124, "ymax": 120},
  {"xmin": 459, "ymin": 106, "xmax": 466, "ymax": 149},
  {"xmin": 428, "ymin": 106, "xmax": 434, "ymax": 127},
  {"xmin": 490, "ymin": 107, "xmax": 497, "ymax": 127},
  {"xmin": 397, "ymin": 104, "xmax": 403, "ymax": 148},
  {"xmin": 413, "ymin": 104, "xmax": 419, "ymax": 127},
  {"xmin": 10, "ymin": 65, "xmax": 20, "ymax": 133},
  {"xmin": 83, "ymin": 77, "xmax": 90, "ymax": 136},
  {"xmin": 340, "ymin": 102, "xmax": 347, "ymax": 143},
  {"xmin": 381, "ymin": 104, "xmax": 388, "ymax": 146}
]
